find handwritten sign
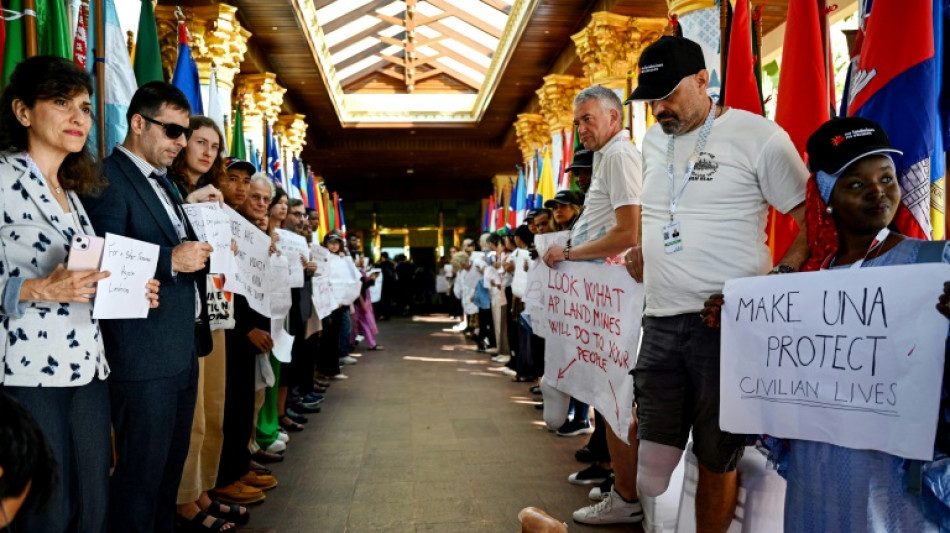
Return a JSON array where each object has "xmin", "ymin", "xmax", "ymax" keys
[
  {"xmin": 270, "ymin": 318, "xmax": 294, "ymax": 363},
  {"xmin": 540, "ymin": 260, "xmax": 643, "ymax": 443},
  {"xmin": 275, "ymin": 229, "xmax": 308, "ymax": 288},
  {"xmin": 311, "ymin": 275, "xmax": 337, "ymax": 319},
  {"xmin": 721, "ymin": 263, "xmax": 950, "ymax": 460},
  {"xmin": 268, "ymin": 255, "xmax": 292, "ymax": 319},
  {"xmin": 93, "ymin": 233, "xmax": 159, "ymax": 319},
  {"xmin": 327, "ymin": 254, "xmax": 361, "ymax": 306},
  {"xmin": 523, "ymin": 231, "xmax": 571, "ymax": 309},
  {"xmin": 182, "ymin": 202, "xmax": 234, "ymax": 276},
  {"xmin": 221, "ymin": 205, "xmax": 271, "ymax": 317}
]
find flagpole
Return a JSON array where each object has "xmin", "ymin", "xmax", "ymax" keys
[
  {"xmin": 817, "ymin": 0, "xmax": 832, "ymax": 115},
  {"xmin": 24, "ymin": 0, "xmax": 37, "ymax": 57},
  {"xmin": 94, "ymin": 0, "xmax": 106, "ymax": 161}
]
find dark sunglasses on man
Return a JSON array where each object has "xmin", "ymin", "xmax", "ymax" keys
[{"xmin": 139, "ymin": 114, "xmax": 193, "ymax": 141}]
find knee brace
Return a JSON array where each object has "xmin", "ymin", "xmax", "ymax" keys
[
  {"xmin": 540, "ymin": 378, "xmax": 570, "ymax": 431},
  {"xmin": 637, "ymin": 440, "xmax": 683, "ymax": 497}
]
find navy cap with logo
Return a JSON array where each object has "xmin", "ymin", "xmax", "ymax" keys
[
  {"xmin": 805, "ymin": 117, "xmax": 902, "ymax": 175},
  {"xmin": 565, "ymin": 149, "xmax": 593, "ymax": 172},
  {"xmin": 525, "ymin": 209, "xmax": 541, "ymax": 221},
  {"xmin": 544, "ymin": 190, "xmax": 585, "ymax": 208},
  {"xmin": 225, "ymin": 157, "xmax": 256, "ymax": 175},
  {"xmin": 626, "ymin": 36, "xmax": 706, "ymax": 103}
]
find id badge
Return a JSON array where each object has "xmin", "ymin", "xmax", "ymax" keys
[{"xmin": 662, "ymin": 221, "xmax": 683, "ymax": 254}]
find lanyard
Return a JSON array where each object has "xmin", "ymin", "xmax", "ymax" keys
[
  {"xmin": 666, "ymin": 98, "xmax": 717, "ymax": 221},
  {"xmin": 821, "ymin": 227, "xmax": 891, "ymax": 270}
]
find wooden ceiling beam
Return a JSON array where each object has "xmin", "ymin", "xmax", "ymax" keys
[
  {"xmin": 339, "ymin": 59, "xmax": 388, "ymax": 87},
  {"xmin": 379, "ymin": 66, "xmax": 406, "ymax": 81},
  {"xmin": 329, "ymin": 22, "xmax": 403, "ymax": 55},
  {"xmin": 323, "ymin": 0, "xmax": 393, "ymax": 34},
  {"xmin": 428, "ymin": 21, "xmax": 494, "ymax": 56},
  {"xmin": 415, "ymin": 12, "xmax": 451, "ymax": 26},
  {"xmin": 425, "ymin": 0, "xmax": 503, "ymax": 39},
  {"xmin": 374, "ymin": 13, "xmax": 405, "ymax": 27},
  {"xmin": 428, "ymin": 42, "xmax": 488, "ymax": 74},
  {"xmin": 414, "ymin": 67, "xmax": 445, "ymax": 82},
  {"xmin": 335, "ymin": 41, "xmax": 391, "ymax": 71},
  {"xmin": 416, "ymin": 60, "xmax": 480, "ymax": 90},
  {"xmin": 479, "ymin": 0, "xmax": 511, "ymax": 13},
  {"xmin": 312, "ymin": 0, "xmax": 337, "ymax": 9}
]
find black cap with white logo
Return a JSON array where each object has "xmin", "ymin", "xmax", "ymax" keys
[{"xmin": 626, "ymin": 36, "xmax": 706, "ymax": 103}]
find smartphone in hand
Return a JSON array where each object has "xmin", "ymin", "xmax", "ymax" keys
[{"xmin": 67, "ymin": 235, "xmax": 105, "ymax": 271}]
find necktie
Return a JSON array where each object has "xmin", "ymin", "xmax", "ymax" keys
[{"xmin": 149, "ymin": 172, "xmax": 189, "ymax": 240}]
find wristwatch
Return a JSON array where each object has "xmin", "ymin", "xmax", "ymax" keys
[
  {"xmin": 563, "ymin": 245, "xmax": 572, "ymax": 261},
  {"xmin": 770, "ymin": 264, "xmax": 796, "ymax": 274}
]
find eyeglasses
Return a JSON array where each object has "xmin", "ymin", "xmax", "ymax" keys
[{"xmin": 140, "ymin": 115, "xmax": 193, "ymax": 141}]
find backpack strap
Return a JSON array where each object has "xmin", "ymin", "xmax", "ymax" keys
[{"xmin": 916, "ymin": 240, "xmax": 950, "ymax": 264}]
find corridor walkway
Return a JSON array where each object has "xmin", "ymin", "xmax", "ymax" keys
[{"xmin": 248, "ymin": 315, "xmax": 639, "ymax": 532}]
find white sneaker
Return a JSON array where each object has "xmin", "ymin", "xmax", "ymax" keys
[
  {"xmin": 276, "ymin": 431, "xmax": 290, "ymax": 443},
  {"xmin": 491, "ymin": 355, "xmax": 511, "ymax": 364},
  {"xmin": 501, "ymin": 368, "xmax": 517, "ymax": 377},
  {"xmin": 572, "ymin": 488, "xmax": 643, "ymax": 525},
  {"xmin": 265, "ymin": 439, "xmax": 287, "ymax": 454},
  {"xmin": 330, "ymin": 373, "xmax": 349, "ymax": 380},
  {"xmin": 340, "ymin": 356, "xmax": 358, "ymax": 365}
]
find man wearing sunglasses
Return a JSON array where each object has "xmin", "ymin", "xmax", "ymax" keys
[{"xmin": 80, "ymin": 81, "xmax": 213, "ymax": 533}]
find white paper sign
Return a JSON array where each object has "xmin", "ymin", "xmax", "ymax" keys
[
  {"xmin": 721, "ymin": 263, "xmax": 950, "ymax": 460},
  {"xmin": 275, "ymin": 229, "xmax": 308, "ymax": 288},
  {"xmin": 368, "ymin": 268, "xmax": 382, "ymax": 303},
  {"xmin": 539, "ymin": 261, "xmax": 643, "ymax": 443},
  {"xmin": 311, "ymin": 275, "xmax": 338, "ymax": 320},
  {"xmin": 221, "ymin": 205, "xmax": 271, "ymax": 317},
  {"xmin": 268, "ymin": 255, "xmax": 292, "ymax": 319},
  {"xmin": 270, "ymin": 318, "xmax": 294, "ymax": 363},
  {"xmin": 93, "ymin": 233, "xmax": 159, "ymax": 319},
  {"xmin": 327, "ymin": 254, "xmax": 361, "ymax": 306},
  {"xmin": 523, "ymin": 231, "xmax": 571, "ymax": 309},
  {"xmin": 182, "ymin": 202, "xmax": 235, "ymax": 275}
]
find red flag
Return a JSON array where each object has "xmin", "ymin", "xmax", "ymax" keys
[
  {"xmin": 723, "ymin": 0, "xmax": 762, "ymax": 114},
  {"xmin": 72, "ymin": 1, "xmax": 87, "ymax": 69},
  {"xmin": 770, "ymin": 0, "xmax": 831, "ymax": 262},
  {"xmin": 0, "ymin": 0, "xmax": 5, "ymax": 79}
]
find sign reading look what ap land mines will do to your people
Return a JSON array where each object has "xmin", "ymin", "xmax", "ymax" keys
[{"xmin": 720, "ymin": 263, "xmax": 950, "ymax": 460}]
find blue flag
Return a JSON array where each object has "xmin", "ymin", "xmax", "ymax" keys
[
  {"xmin": 171, "ymin": 22, "xmax": 203, "ymax": 115},
  {"xmin": 265, "ymin": 122, "xmax": 282, "ymax": 189}
]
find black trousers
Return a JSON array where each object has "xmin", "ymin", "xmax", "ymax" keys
[
  {"xmin": 588, "ymin": 410, "xmax": 611, "ymax": 463},
  {"xmin": 217, "ymin": 335, "xmax": 257, "ymax": 488},
  {"xmin": 287, "ymin": 331, "xmax": 318, "ymax": 393},
  {"xmin": 317, "ymin": 308, "xmax": 344, "ymax": 377},
  {"xmin": 477, "ymin": 307, "xmax": 495, "ymax": 349}
]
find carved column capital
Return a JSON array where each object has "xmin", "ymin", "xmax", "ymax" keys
[
  {"xmin": 236, "ymin": 73, "xmax": 286, "ymax": 138},
  {"xmin": 155, "ymin": 4, "xmax": 251, "ymax": 89},
  {"xmin": 571, "ymin": 12, "xmax": 668, "ymax": 88},
  {"xmin": 513, "ymin": 113, "xmax": 548, "ymax": 162},
  {"xmin": 536, "ymin": 74, "xmax": 586, "ymax": 134},
  {"xmin": 275, "ymin": 114, "xmax": 308, "ymax": 155}
]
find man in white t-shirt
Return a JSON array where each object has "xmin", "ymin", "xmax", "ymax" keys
[
  {"xmin": 542, "ymin": 85, "xmax": 644, "ymax": 526},
  {"xmin": 627, "ymin": 36, "xmax": 809, "ymax": 533}
]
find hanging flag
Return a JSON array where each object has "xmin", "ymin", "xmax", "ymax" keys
[
  {"xmin": 514, "ymin": 166, "xmax": 527, "ymax": 225},
  {"xmin": 291, "ymin": 155, "xmax": 303, "ymax": 200},
  {"xmin": 133, "ymin": 0, "xmax": 163, "ymax": 85},
  {"xmin": 935, "ymin": 0, "xmax": 947, "ymax": 239},
  {"xmin": 2, "ymin": 0, "xmax": 25, "ymax": 88},
  {"xmin": 495, "ymin": 194, "xmax": 505, "ymax": 232},
  {"xmin": 536, "ymin": 146, "xmax": 556, "ymax": 205},
  {"xmin": 0, "ymin": 1, "xmax": 6, "ymax": 78},
  {"xmin": 37, "ymin": 0, "xmax": 71, "ymax": 59},
  {"xmin": 249, "ymin": 139, "xmax": 260, "ymax": 171},
  {"xmin": 488, "ymin": 194, "xmax": 497, "ymax": 232},
  {"xmin": 318, "ymin": 184, "xmax": 329, "ymax": 237},
  {"xmin": 207, "ymin": 67, "xmax": 226, "ymax": 154},
  {"xmin": 86, "ymin": 0, "xmax": 137, "ymax": 157},
  {"xmin": 723, "ymin": 0, "xmax": 764, "ymax": 115},
  {"xmin": 324, "ymin": 188, "xmax": 335, "ymax": 231},
  {"xmin": 230, "ymin": 96, "xmax": 246, "ymax": 159},
  {"xmin": 770, "ymin": 0, "xmax": 831, "ymax": 261},
  {"xmin": 847, "ymin": 0, "xmax": 941, "ymax": 239},
  {"xmin": 335, "ymin": 193, "xmax": 346, "ymax": 235},
  {"xmin": 171, "ymin": 21, "xmax": 203, "ymax": 115},
  {"xmin": 72, "ymin": 0, "xmax": 87, "ymax": 69},
  {"xmin": 265, "ymin": 122, "xmax": 282, "ymax": 189},
  {"xmin": 508, "ymin": 172, "xmax": 520, "ymax": 228}
]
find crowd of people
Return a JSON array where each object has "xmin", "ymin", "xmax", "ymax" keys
[
  {"xmin": 440, "ymin": 36, "xmax": 950, "ymax": 532},
  {"xmin": 3, "ymin": 33, "xmax": 950, "ymax": 533},
  {"xmin": 0, "ymin": 55, "xmax": 384, "ymax": 533}
]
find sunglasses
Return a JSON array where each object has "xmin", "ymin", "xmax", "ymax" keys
[{"xmin": 140, "ymin": 115, "xmax": 193, "ymax": 141}]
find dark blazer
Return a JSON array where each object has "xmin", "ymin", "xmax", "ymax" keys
[{"xmin": 80, "ymin": 149, "xmax": 211, "ymax": 381}]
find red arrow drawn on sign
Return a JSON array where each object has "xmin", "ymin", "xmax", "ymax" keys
[
  {"xmin": 557, "ymin": 358, "xmax": 578, "ymax": 381},
  {"xmin": 608, "ymin": 379, "xmax": 619, "ymax": 420}
]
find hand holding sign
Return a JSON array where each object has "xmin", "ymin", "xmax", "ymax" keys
[{"xmin": 172, "ymin": 241, "xmax": 213, "ymax": 273}]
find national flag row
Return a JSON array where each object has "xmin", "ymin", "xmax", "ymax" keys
[{"xmin": 0, "ymin": 0, "xmax": 347, "ymax": 238}]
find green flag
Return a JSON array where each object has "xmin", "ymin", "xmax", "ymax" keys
[
  {"xmin": 230, "ymin": 102, "xmax": 247, "ymax": 159},
  {"xmin": 569, "ymin": 127, "xmax": 582, "ymax": 192},
  {"xmin": 133, "ymin": 0, "xmax": 164, "ymax": 85},
  {"xmin": 2, "ymin": 0, "xmax": 25, "ymax": 88},
  {"xmin": 37, "ymin": 0, "xmax": 71, "ymax": 59}
]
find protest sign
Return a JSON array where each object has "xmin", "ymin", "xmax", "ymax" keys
[
  {"xmin": 270, "ymin": 318, "xmax": 294, "ymax": 363},
  {"xmin": 311, "ymin": 275, "xmax": 337, "ymax": 319},
  {"xmin": 275, "ymin": 229, "xmax": 308, "ymax": 288},
  {"xmin": 523, "ymin": 231, "xmax": 570, "ymax": 309},
  {"xmin": 221, "ymin": 205, "xmax": 271, "ymax": 317},
  {"xmin": 368, "ymin": 268, "xmax": 382, "ymax": 303},
  {"xmin": 721, "ymin": 263, "xmax": 950, "ymax": 460},
  {"xmin": 268, "ymin": 255, "xmax": 292, "ymax": 319},
  {"xmin": 540, "ymin": 260, "xmax": 643, "ymax": 443},
  {"xmin": 182, "ymin": 202, "xmax": 234, "ymax": 275},
  {"xmin": 327, "ymin": 254, "xmax": 361, "ymax": 305},
  {"xmin": 311, "ymin": 244, "xmax": 330, "ymax": 276},
  {"xmin": 93, "ymin": 233, "xmax": 159, "ymax": 319}
]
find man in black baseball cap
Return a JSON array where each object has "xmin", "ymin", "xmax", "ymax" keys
[
  {"xmin": 565, "ymin": 149, "xmax": 594, "ymax": 192},
  {"xmin": 627, "ymin": 36, "xmax": 706, "ymax": 103}
]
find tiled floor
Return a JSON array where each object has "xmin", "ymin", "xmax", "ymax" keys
[{"xmin": 247, "ymin": 315, "xmax": 640, "ymax": 532}]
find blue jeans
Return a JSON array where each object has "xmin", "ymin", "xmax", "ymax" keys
[{"xmin": 4, "ymin": 379, "xmax": 111, "ymax": 533}]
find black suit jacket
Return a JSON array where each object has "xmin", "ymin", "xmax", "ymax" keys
[{"xmin": 80, "ymin": 149, "xmax": 212, "ymax": 381}]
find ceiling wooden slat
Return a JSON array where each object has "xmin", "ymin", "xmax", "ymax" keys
[
  {"xmin": 426, "ymin": 0, "xmax": 504, "ymax": 39},
  {"xmin": 428, "ymin": 21, "xmax": 494, "ymax": 56},
  {"xmin": 323, "ymin": 0, "xmax": 393, "ymax": 35},
  {"xmin": 479, "ymin": 0, "xmax": 511, "ymax": 13},
  {"xmin": 340, "ymin": 60, "xmax": 389, "ymax": 87},
  {"xmin": 335, "ymin": 42, "xmax": 392, "ymax": 71},
  {"xmin": 428, "ymin": 42, "xmax": 488, "ymax": 74},
  {"xmin": 328, "ymin": 21, "xmax": 397, "ymax": 55}
]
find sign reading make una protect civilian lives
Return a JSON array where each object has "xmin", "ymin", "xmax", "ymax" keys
[{"xmin": 720, "ymin": 263, "xmax": 950, "ymax": 460}]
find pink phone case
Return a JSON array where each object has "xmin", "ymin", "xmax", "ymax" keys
[{"xmin": 67, "ymin": 235, "xmax": 105, "ymax": 271}]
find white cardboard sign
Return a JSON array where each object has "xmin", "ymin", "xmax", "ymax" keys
[
  {"xmin": 274, "ymin": 229, "xmax": 308, "ymax": 288},
  {"xmin": 721, "ymin": 263, "xmax": 950, "ymax": 460},
  {"xmin": 182, "ymin": 202, "xmax": 235, "ymax": 276},
  {"xmin": 93, "ymin": 233, "xmax": 159, "ymax": 319},
  {"xmin": 221, "ymin": 205, "xmax": 271, "ymax": 317}
]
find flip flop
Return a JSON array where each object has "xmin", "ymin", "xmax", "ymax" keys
[
  {"xmin": 206, "ymin": 500, "xmax": 250, "ymax": 526},
  {"xmin": 176, "ymin": 511, "xmax": 235, "ymax": 532}
]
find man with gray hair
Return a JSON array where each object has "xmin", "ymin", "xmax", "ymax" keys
[{"xmin": 542, "ymin": 84, "xmax": 643, "ymax": 525}]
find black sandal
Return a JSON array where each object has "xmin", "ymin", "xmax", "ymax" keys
[
  {"xmin": 176, "ymin": 511, "xmax": 235, "ymax": 532},
  {"xmin": 279, "ymin": 415, "xmax": 304, "ymax": 432},
  {"xmin": 206, "ymin": 499, "xmax": 250, "ymax": 526}
]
